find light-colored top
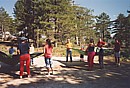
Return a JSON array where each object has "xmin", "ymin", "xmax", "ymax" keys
[{"xmin": 30, "ymin": 46, "xmax": 34, "ymax": 54}]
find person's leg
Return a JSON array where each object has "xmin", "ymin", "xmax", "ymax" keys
[
  {"xmin": 20, "ymin": 60, "xmax": 24, "ymax": 78},
  {"xmin": 87, "ymin": 53, "xmax": 91, "ymax": 70},
  {"xmin": 20, "ymin": 55, "xmax": 26, "ymax": 78},
  {"xmin": 117, "ymin": 57, "xmax": 120, "ymax": 65},
  {"xmin": 117, "ymin": 52, "xmax": 120, "ymax": 66},
  {"xmin": 66, "ymin": 50, "xmax": 69, "ymax": 62},
  {"xmin": 49, "ymin": 58, "xmax": 53, "ymax": 74},
  {"xmin": 82, "ymin": 55, "xmax": 84, "ymax": 61},
  {"xmin": 89, "ymin": 52, "xmax": 95, "ymax": 70},
  {"xmin": 45, "ymin": 58, "xmax": 50, "ymax": 75},
  {"xmin": 25, "ymin": 54, "xmax": 31, "ymax": 76},
  {"xmin": 99, "ymin": 55, "xmax": 101, "ymax": 67},
  {"xmin": 80, "ymin": 54, "xmax": 82, "ymax": 61},
  {"xmin": 114, "ymin": 52, "xmax": 117, "ymax": 64},
  {"xmin": 70, "ymin": 50, "xmax": 72, "ymax": 62},
  {"xmin": 47, "ymin": 68, "xmax": 50, "ymax": 75},
  {"xmin": 90, "ymin": 56, "xmax": 94, "ymax": 68},
  {"xmin": 99, "ymin": 55, "xmax": 104, "ymax": 68}
]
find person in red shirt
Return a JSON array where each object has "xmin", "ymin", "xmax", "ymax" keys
[
  {"xmin": 97, "ymin": 38, "xmax": 106, "ymax": 69},
  {"xmin": 97, "ymin": 38, "xmax": 105, "ymax": 48},
  {"xmin": 43, "ymin": 39, "xmax": 53, "ymax": 75}
]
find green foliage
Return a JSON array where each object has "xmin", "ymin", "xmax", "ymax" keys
[
  {"xmin": 0, "ymin": 7, "xmax": 14, "ymax": 33},
  {"xmin": 72, "ymin": 48, "xmax": 86, "ymax": 55},
  {"xmin": 13, "ymin": 0, "xmax": 96, "ymax": 45},
  {"xmin": 121, "ymin": 49, "xmax": 130, "ymax": 59},
  {"xmin": 112, "ymin": 14, "xmax": 130, "ymax": 48},
  {"xmin": 95, "ymin": 12, "xmax": 111, "ymax": 39}
]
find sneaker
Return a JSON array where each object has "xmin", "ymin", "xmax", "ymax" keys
[
  {"xmin": 118, "ymin": 63, "xmax": 121, "ymax": 66},
  {"xmin": 20, "ymin": 76, "xmax": 22, "ymax": 79},
  {"xmin": 28, "ymin": 75, "xmax": 31, "ymax": 78}
]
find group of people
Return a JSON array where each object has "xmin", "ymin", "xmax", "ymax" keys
[
  {"xmin": 17, "ymin": 37, "xmax": 53, "ymax": 78},
  {"xmin": 66, "ymin": 38, "xmax": 121, "ymax": 71},
  {"xmin": 8, "ymin": 37, "xmax": 121, "ymax": 79}
]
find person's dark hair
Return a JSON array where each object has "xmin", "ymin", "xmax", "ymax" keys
[
  {"xmin": 46, "ymin": 39, "xmax": 52, "ymax": 47},
  {"xmin": 90, "ymin": 38, "xmax": 94, "ymax": 43}
]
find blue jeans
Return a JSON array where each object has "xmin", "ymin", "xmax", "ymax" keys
[
  {"xmin": 114, "ymin": 51, "xmax": 120, "ymax": 64},
  {"xmin": 45, "ymin": 58, "xmax": 52, "ymax": 68},
  {"xmin": 66, "ymin": 49, "xmax": 72, "ymax": 62}
]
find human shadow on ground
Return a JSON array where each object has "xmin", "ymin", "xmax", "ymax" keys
[
  {"xmin": 0, "ymin": 59, "xmax": 130, "ymax": 88},
  {"xmin": 0, "ymin": 63, "xmax": 20, "ymax": 84}
]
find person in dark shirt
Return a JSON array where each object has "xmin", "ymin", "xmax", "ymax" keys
[
  {"xmin": 114, "ymin": 39, "xmax": 121, "ymax": 66},
  {"xmin": 9, "ymin": 45, "xmax": 16, "ymax": 55},
  {"xmin": 17, "ymin": 37, "xmax": 30, "ymax": 79},
  {"xmin": 98, "ymin": 45, "xmax": 104, "ymax": 68},
  {"xmin": 97, "ymin": 38, "xmax": 106, "ymax": 69},
  {"xmin": 80, "ymin": 45, "xmax": 85, "ymax": 62}
]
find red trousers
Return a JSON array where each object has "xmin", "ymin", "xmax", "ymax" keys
[
  {"xmin": 87, "ymin": 52, "xmax": 95, "ymax": 69},
  {"xmin": 20, "ymin": 54, "xmax": 30, "ymax": 76}
]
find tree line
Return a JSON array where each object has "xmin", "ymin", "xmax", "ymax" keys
[{"xmin": 0, "ymin": 0, "xmax": 130, "ymax": 49}]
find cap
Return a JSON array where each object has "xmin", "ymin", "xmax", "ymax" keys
[{"xmin": 21, "ymin": 37, "xmax": 27, "ymax": 41}]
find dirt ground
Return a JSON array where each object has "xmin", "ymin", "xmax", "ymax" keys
[{"xmin": 0, "ymin": 56, "xmax": 130, "ymax": 88}]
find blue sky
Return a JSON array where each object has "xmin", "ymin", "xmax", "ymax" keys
[
  {"xmin": 74, "ymin": 0, "xmax": 130, "ymax": 20},
  {"xmin": 0, "ymin": 0, "xmax": 130, "ymax": 20},
  {"xmin": 0, "ymin": 0, "xmax": 17, "ymax": 17}
]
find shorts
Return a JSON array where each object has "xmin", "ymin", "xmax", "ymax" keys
[
  {"xmin": 45, "ymin": 58, "xmax": 52, "ymax": 68},
  {"xmin": 114, "ymin": 52, "xmax": 120, "ymax": 58}
]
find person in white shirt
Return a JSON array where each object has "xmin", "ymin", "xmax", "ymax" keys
[{"xmin": 30, "ymin": 43, "xmax": 34, "ymax": 65}]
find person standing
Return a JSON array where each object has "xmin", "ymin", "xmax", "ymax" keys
[
  {"xmin": 97, "ymin": 38, "xmax": 106, "ymax": 69},
  {"xmin": 17, "ymin": 37, "xmax": 31, "ymax": 79},
  {"xmin": 86, "ymin": 39, "xmax": 95, "ymax": 70},
  {"xmin": 43, "ymin": 39, "xmax": 53, "ymax": 75},
  {"xmin": 30, "ymin": 43, "xmax": 35, "ymax": 65},
  {"xmin": 80, "ymin": 45, "xmax": 85, "ymax": 62},
  {"xmin": 9, "ymin": 45, "xmax": 16, "ymax": 55},
  {"xmin": 66, "ymin": 38, "xmax": 73, "ymax": 62},
  {"xmin": 114, "ymin": 39, "xmax": 121, "ymax": 66}
]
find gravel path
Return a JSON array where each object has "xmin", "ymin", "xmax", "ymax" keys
[{"xmin": 0, "ymin": 56, "xmax": 130, "ymax": 88}]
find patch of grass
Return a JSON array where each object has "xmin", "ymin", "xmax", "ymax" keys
[{"xmin": 0, "ymin": 44, "xmax": 10, "ymax": 54}]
